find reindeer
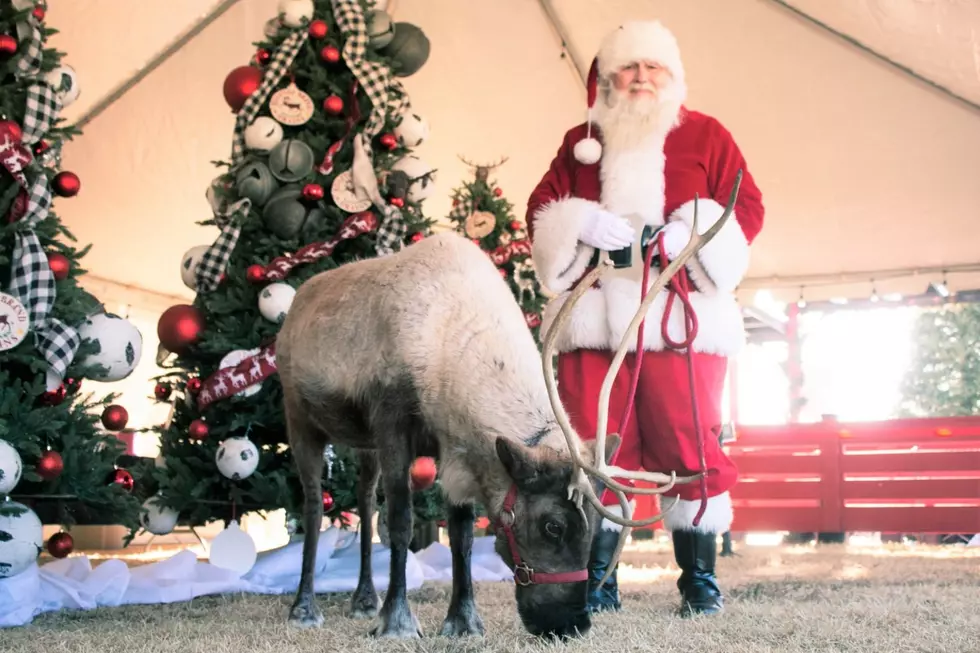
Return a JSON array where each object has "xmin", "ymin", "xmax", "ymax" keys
[{"xmin": 275, "ymin": 177, "xmax": 742, "ymax": 640}]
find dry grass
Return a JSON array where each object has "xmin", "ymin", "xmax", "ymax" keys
[{"xmin": 5, "ymin": 542, "xmax": 980, "ymax": 653}]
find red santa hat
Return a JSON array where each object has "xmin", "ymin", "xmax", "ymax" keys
[{"xmin": 573, "ymin": 20, "xmax": 686, "ymax": 165}]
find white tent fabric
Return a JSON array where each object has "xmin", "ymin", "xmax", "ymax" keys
[
  {"xmin": 40, "ymin": 0, "xmax": 980, "ymax": 305},
  {"xmin": 0, "ymin": 527, "xmax": 513, "ymax": 628}
]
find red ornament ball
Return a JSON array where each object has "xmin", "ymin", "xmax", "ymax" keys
[
  {"xmin": 302, "ymin": 183, "xmax": 324, "ymax": 201},
  {"xmin": 47, "ymin": 252, "xmax": 70, "ymax": 280},
  {"xmin": 33, "ymin": 5, "xmax": 46, "ymax": 20},
  {"xmin": 379, "ymin": 133, "xmax": 397, "ymax": 151},
  {"xmin": 0, "ymin": 119, "xmax": 22, "ymax": 142},
  {"xmin": 320, "ymin": 45, "xmax": 341, "ymax": 64},
  {"xmin": 157, "ymin": 304, "xmax": 206, "ymax": 353},
  {"xmin": 33, "ymin": 140, "xmax": 48, "ymax": 156},
  {"xmin": 0, "ymin": 35, "xmax": 17, "ymax": 59},
  {"xmin": 255, "ymin": 48, "xmax": 271, "ymax": 66},
  {"xmin": 509, "ymin": 220, "xmax": 522, "ymax": 231},
  {"xmin": 323, "ymin": 95, "xmax": 344, "ymax": 114},
  {"xmin": 154, "ymin": 383, "xmax": 172, "ymax": 401},
  {"xmin": 52, "ymin": 171, "xmax": 81, "ymax": 197},
  {"xmin": 410, "ymin": 232, "xmax": 425, "ymax": 243},
  {"xmin": 309, "ymin": 19, "xmax": 328, "ymax": 39},
  {"xmin": 101, "ymin": 404, "xmax": 129, "ymax": 431},
  {"xmin": 410, "ymin": 456, "xmax": 437, "ymax": 491},
  {"xmin": 186, "ymin": 377, "xmax": 202, "ymax": 394},
  {"xmin": 188, "ymin": 419, "xmax": 209, "ymax": 441},
  {"xmin": 7, "ymin": 189, "xmax": 27, "ymax": 223},
  {"xmin": 39, "ymin": 384, "xmax": 66, "ymax": 406},
  {"xmin": 47, "ymin": 532, "xmax": 74, "ymax": 559},
  {"xmin": 37, "ymin": 450, "xmax": 64, "ymax": 480},
  {"xmin": 389, "ymin": 197, "xmax": 404, "ymax": 208},
  {"xmin": 223, "ymin": 65, "xmax": 263, "ymax": 113},
  {"xmin": 109, "ymin": 468, "xmax": 135, "ymax": 493},
  {"xmin": 494, "ymin": 188, "xmax": 503, "ymax": 197},
  {"xmin": 246, "ymin": 264, "xmax": 267, "ymax": 284},
  {"xmin": 322, "ymin": 491, "xmax": 334, "ymax": 511},
  {"xmin": 64, "ymin": 377, "xmax": 82, "ymax": 394}
]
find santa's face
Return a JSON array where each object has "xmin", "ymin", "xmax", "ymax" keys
[{"xmin": 610, "ymin": 60, "xmax": 673, "ymax": 99}]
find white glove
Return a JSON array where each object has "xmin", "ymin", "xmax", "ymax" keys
[
  {"xmin": 579, "ymin": 207, "xmax": 635, "ymax": 251},
  {"xmin": 659, "ymin": 221, "xmax": 691, "ymax": 260}
]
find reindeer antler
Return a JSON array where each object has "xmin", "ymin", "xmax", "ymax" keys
[{"xmin": 542, "ymin": 170, "xmax": 744, "ymax": 586}]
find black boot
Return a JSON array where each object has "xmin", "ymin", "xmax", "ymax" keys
[
  {"xmin": 586, "ymin": 528, "xmax": 622, "ymax": 614},
  {"xmin": 672, "ymin": 530, "xmax": 723, "ymax": 617}
]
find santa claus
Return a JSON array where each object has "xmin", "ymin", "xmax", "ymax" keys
[{"xmin": 526, "ymin": 20, "xmax": 764, "ymax": 617}]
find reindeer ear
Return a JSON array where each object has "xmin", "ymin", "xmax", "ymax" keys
[
  {"xmin": 495, "ymin": 437, "xmax": 540, "ymax": 484},
  {"xmin": 581, "ymin": 435, "xmax": 621, "ymax": 465}
]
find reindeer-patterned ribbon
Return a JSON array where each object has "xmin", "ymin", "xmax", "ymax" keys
[
  {"xmin": 263, "ymin": 211, "xmax": 378, "ymax": 281},
  {"xmin": 197, "ymin": 343, "xmax": 277, "ymax": 410},
  {"xmin": 487, "ymin": 238, "xmax": 532, "ymax": 266}
]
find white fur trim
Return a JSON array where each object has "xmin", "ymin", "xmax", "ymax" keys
[
  {"xmin": 539, "ymin": 288, "xmax": 608, "ymax": 352},
  {"xmin": 661, "ymin": 491, "xmax": 733, "ymax": 534},
  {"xmin": 530, "ymin": 197, "xmax": 599, "ymax": 293},
  {"xmin": 599, "ymin": 132, "xmax": 667, "ymax": 228},
  {"xmin": 668, "ymin": 198, "xmax": 750, "ymax": 294},
  {"xmin": 597, "ymin": 21, "xmax": 685, "ymax": 85},
  {"xmin": 574, "ymin": 137, "xmax": 602, "ymax": 165}
]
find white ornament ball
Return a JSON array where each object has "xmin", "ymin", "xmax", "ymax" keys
[
  {"xmin": 44, "ymin": 64, "xmax": 81, "ymax": 108},
  {"xmin": 140, "ymin": 496, "xmax": 179, "ymax": 536},
  {"xmin": 278, "ymin": 0, "xmax": 314, "ymax": 27},
  {"xmin": 394, "ymin": 112, "xmax": 429, "ymax": 148},
  {"xmin": 244, "ymin": 117, "xmax": 284, "ymax": 152},
  {"xmin": 216, "ymin": 436, "xmax": 260, "ymax": 481},
  {"xmin": 0, "ymin": 440, "xmax": 23, "ymax": 495},
  {"xmin": 77, "ymin": 312, "xmax": 143, "ymax": 382},
  {"xmin": 573, "ymin": 137, "xmax": 602, "ymax": 165},
  {"xmin": 219, "ymin": 348, "xmax": 263, "ymax": 398},
  {"xmin": 179, "ymin": 244, "xmax": 210, "ymax": 291},
  {"xmin": 258, "ymin": 283, "xmax": 296, "ymax": 324},
  {"xmin": 391, "ymin": 155, "xmax": 436, "ymax": 203},
  {"xmin": 209, "ymin": 520, "xmax": 257, "ymax": 576},
  {"xmin": 0, "ymin": 502, "xmax": 43, "ymax": 579}
]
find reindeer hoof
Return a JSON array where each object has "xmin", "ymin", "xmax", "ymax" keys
[
  {"xmin": 369, "ymin": 602, "xmax": 422, "ymax": 639},
  {"xmin": 349, "ymin": 590, "xmax": 380, "ymax": 619},
  {"xmin": 288, "ymin": 601, "xmax": 324, "ymax": 629},
  {"xmin": 439, "ymin": 608, "xmax": 485, "ymax": 637}
]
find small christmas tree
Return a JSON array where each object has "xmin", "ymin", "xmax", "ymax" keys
[
  {"xmin": 0, "ymin": 0, "xmax": 144, "ymax": 572},
  {"xmin": 448, "ymin": 155, "xmax": 547, "ymax": 344},
  {"xmin": 140, "ymin": 0, "xmax": 444, "ymax": 541}
]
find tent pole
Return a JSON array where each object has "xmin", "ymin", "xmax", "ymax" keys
[
  {"xmin": 536, "ymin": 0, "xmax": 589, "ymax": 89},
  {"xmin": 73, "ymin": 0, "xmax": 247, "ymax": 130}
]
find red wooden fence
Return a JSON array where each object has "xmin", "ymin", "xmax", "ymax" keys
[{"xmin": 633, "ymin": 416, "xmax": 980, "ymax": 534}]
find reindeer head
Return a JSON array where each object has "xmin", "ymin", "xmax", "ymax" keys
[{"xmin": 490, "ymin": 432, "xmax": 620, "ymax": 639}]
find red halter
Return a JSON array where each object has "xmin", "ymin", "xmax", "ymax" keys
[{"xmin": 494, "ymin": 484, "xmax": 590, "ymax": 586}]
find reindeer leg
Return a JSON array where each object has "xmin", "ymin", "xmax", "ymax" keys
[
  {"xmin": 350, "ymin": 450, "xmax": 381, "ymax": 619},
  {"xmin": 286, "ymin": 406, "xmax": 326, "ymax": 629},
  {"xmin": 439, "ymin": 502, "xmax": 485, "ymax": 637},
  {"xmin": 369, "ymin": 399, "xmax": 422, "ymax": 639}
]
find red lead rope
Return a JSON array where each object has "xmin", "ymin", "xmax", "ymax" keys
[{"xmin": 599, "ymin": 232, "xmax": 709, "ymax": 527}]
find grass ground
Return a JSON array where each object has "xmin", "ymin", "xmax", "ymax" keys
[{"xmin": 5, "ymin": 541, "xmax": 980, "ymax": 653}]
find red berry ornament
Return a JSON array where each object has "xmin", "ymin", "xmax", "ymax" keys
[
  {"xmin": 186, "ymin": 377, "xmax": 202, "ymax": 394},
  {"xmin": 410, "ymin": 232, "xmax": 424, "ymax": 243},
  {"xmin": 33, "ymin": 140, "xmax": 49, "ymax": 156},
  {"xmin": 65, "ymin": 377, "xmax": 82, "ymax": 394},
  {"xmin": 509, "ymin": 220, "xmax": 522, "ymax": 231},
  {"xmin": 322, "ymin": 491, "xmax": 334, "ymax": 511},
  {"xmin": 390, "ymin": 197, "xmax": 404, "ymax": 208},
  {"xmin": 47, "ymin": 252, "xmax": 70, "ymax": 280},
  {"xmin": 39, "ymin": 384, "xmax": 66, "ymax": 406},
  {"xmin": 101, "ymin": 404, "xmax": 129, "ymax": 431},
  {"xmin": 188, "ymin": 419, "xmax": 209, "ymax": 441},
  {"xmin": 302, "ymin": 183, "xmax": 324, "ymax": 201},
  {"xmin": 32, "ymin": 5, "xmax": 46, "ymax": 20},
  {"xmin": 320, "ymin": 45, "xmax": 341, "ymax": 64},
  {"xmin": 37, "ymin": 450, "xmax": 64, "ymax": 480},
  {"xmin": 255, "ymin": 48, "xmax": 271, "ymax": 65},
  {"xmin": 154, "ymin": 383, "xmax": 172, "ymax": 401},
  {"xmin": 410, "ymin": 456, "xmax": 437, "ymax": 491},
  {"xmin": 494, "ymin": 188, "xmax": 503, "ymax": 197},
  {"xmin": 379, "ymin": 133, "xmax": 397, "ymax": 151},
  {"xmin": 323, "ymin": 95, "xmax": 344, "ymax": 114},
  {"xmin": 47, "ymin": 532, "xmax": 74, "ymax": 559},
  {"xmin": 309, "ymin": 19, "xmax": 328, "ymax": 39},
  {"xmin": 109, "ymin": 468, "xmax": 135, "ymax": 493},
  {"xmin": 0, "ymin": 35, "xmax": 17, "ymax": 59},
  {"xmin": 52, "ymin": 171, "xmax": 80, "ymax": 197},
  {"xmin": 246, "ymin": 264, "xmax": 267, "ymax": 284}
]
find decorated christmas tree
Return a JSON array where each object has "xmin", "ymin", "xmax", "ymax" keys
[
  {"xmin": 140, "ymin": 0, "xmax": 445, "ymax": 542},
  {"xmin": 0, "ymin": 0, "xmax": 144, "ymax": 574},
  {"xmin": 447, "ymin": 156, "xmax": 547, "ymax": 344}
]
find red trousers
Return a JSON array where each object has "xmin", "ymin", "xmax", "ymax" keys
[{"xmin": 557, "ymin": 347, "xmax": 738, "ymax": 504}]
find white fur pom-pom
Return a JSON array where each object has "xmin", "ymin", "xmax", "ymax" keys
[{"xmin": 573, "ymin": 137, "xmax": 602, "ymax": 165}]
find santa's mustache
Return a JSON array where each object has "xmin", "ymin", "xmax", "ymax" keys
[{"xmin": 629, "ymin": 82, "xmax": 658, "ymax": 93}]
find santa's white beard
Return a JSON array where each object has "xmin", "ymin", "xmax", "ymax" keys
[{"xmin": 594, "ymin": 86, "xmax": 684, "ymax": 152}]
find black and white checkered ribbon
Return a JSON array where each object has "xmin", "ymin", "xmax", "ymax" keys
[
  {"xmin": 10, "ymin": 6, "xmax": 62, "ymax": 144},
  {"xmin": 8, "ymin": 175, "xmax": 81, "ymax": 386},
  {"xmin": 195, "ymin": 184, "xmax": 251, "ymax": 293},
  {"xmin": 229, "ymin": 30, "xmax": 308, "ymax": 166},
  {"xmin": 13, "ymin": 8, "xmax": 43, "ymax": 78},
  {"xmin": 450, "ymin": 194, "xmax": 475, "ymax": 224}
]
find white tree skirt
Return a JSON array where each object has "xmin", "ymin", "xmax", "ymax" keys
[{"xmin": 0, "ymin": 527, "xmax": 513, "ymax": 628}]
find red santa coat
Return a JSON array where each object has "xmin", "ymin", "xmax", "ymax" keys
[{"xmin": 526, "ymin": 108, "xmax": 765, "ymax": 358}]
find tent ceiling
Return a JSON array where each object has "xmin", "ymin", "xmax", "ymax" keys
[{"xmin": 42, "ymin": 0, "xmax": 980, "ymax": 306}]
